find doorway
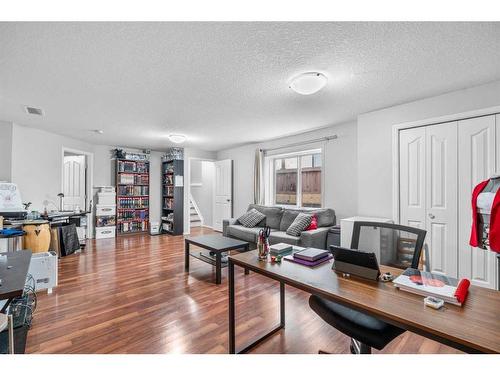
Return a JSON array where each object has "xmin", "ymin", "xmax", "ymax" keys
[
  {"xmin": 61, "ymin": 147, "xmax": 94, "ymax": 238},
  {"xmin": 188, "ymin": 158, "xmax": 216, "ymax": 233}
]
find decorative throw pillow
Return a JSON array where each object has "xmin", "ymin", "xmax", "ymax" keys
[
  {"xmin": 286, "ymin": 213, "xmax": 313, "ymax": 236},
  {"xmin": 237, "ymin": 208, "xmax": 266, "ymax": 228},
  {"xmin": 306, "ymin": 214, "xmax": 318, "ymax": 231}
]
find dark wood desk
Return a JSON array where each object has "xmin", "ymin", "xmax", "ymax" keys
[
  {"xmin": 228, "ymin": 250, "xmax": 500, "ymax": 354},
  {"xmin": 0, "ymin": 250, "xmax": 32, "ymax": 313}
]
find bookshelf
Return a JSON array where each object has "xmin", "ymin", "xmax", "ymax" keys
[
  {"xmin": 116, "ymin": 158, "xmax": 150, "ymax": 235},
  {"xmin": 162, "ymin": 159, "xmax": 184, "ymax": 235}
]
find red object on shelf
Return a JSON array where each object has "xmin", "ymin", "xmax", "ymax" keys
[{"xmin": 454, "ymin": 279, "xmax": 471, "ymax": 304}]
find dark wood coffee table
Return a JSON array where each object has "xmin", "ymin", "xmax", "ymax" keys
[{"xmin": 185, "ymin": 234, "xmax": 250, "ymax": 284}]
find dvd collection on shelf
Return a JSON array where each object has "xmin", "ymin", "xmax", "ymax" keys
[
  {"xmin": 117, "ymin": 197, "xmax": 149, "ymax": 208},
  {"xmin": 118, "ymin": 173, "xmax": 149, "ymax": 185},
  {"xmin": 161, "ymin": 159, "xmax": 183, "ymax": 235},
  {"xmin": 96, "ymin": 151, "xmax": 184, "ymax": 238},
  {"xmin": 118, "ymin": 185, "xmax": 149, "ymax": 196},
  {"xmin": 116, "ymin": 158, "xmax": 150, "ymax": 235}
]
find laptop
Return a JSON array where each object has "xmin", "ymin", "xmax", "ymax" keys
[{"xmin": 330, "ymin": 246, "xmax": 381, "ymax": 281}]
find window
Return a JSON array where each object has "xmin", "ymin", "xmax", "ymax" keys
[{"xmin": 271, "ymin": 150, "xmax": 322, "ymax": 208}]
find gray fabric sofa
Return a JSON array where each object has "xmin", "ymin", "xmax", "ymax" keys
[{"xmin": 223, "ymin": 204, "xmax": 336, "ymax": 249}]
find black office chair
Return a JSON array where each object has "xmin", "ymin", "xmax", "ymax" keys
[{"xmin": 309, "ymin": 221, "xmax": 427, "ymax": 354}]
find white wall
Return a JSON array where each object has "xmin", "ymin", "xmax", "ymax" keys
[
  {"xmin": 216, "ymin": 120, "xmax": 358, "ymax": 222},
  {"xmin": 190, "ymin": 160, "xmax": 215, "ymax": 227},
  {"xmin": 357, "ymin": 79, "xmax": 500, "ymax": 219},
  {"xmin": 0, "ymin": 121, "xmax": 13, "ymax": 182},
  {"xmin": 8, "ymin": 124, "xmax": 167, "ymax": 235},
  {"xmin": 11, "ymin": 123, "xmax": 95, "ymax": 211}
]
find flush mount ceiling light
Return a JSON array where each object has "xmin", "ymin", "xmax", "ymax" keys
[
  {"xmin": 289, "ymin": 72, "xmax": 328, "ymax": 95},
  {"xmin": 93, "ymin": 129, "xmax": 104, "ymax": 134},
  {"xmin": 168, "ymin": 134, "xmax": 186, "ymax": 144}
]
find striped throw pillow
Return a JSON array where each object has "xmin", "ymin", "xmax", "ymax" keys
[
  {"xmin": 286, "ymin": 213, "xmax": 312, "ymax": 236},
  {"xmin": 237, "ymin": 208, "xmax": 266, "ymax": 228}
]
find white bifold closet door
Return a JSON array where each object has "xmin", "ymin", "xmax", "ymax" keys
[
  {"xmin": 399, "ymin": 122, "xmax": 458, "ymax": 278},
  {"xmin": 458, "ymin": 115, "xmax": 497, "ymax": 289}
]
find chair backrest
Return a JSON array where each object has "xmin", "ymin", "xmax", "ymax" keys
[{"xmin": 350, "ymin": 221, "xmax": 427, "ymax": 270}]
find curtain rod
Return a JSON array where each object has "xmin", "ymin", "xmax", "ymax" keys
[{"xmin": 261, "ymin": 135, "xmax": 338, "ymax": 153}]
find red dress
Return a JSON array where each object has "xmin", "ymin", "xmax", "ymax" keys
[{"xmin": 469, "ymin": 179, "xmax": 500, "ymax": 253}]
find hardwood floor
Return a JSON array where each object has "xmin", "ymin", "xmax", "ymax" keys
[{"xmin": 25, "ymin": 227, "xmax": 461, "ymax": 354}]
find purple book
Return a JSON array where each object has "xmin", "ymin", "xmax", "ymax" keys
[{"xmin": 283, "ymin": 253, "xmax": 333, "ymax": 267}]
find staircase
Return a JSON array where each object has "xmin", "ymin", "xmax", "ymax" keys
[{"xmin": 189, "ymin": 196, "xmax": 203, "ymax": 228}]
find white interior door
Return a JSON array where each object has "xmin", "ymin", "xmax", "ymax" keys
[
  {"xmin": 425, "ymin": 122, "xmax": 458, "ymax": 277},
  {"xmin": 213, "ymin": 159, "xmax": 233, "ymax": 231},
  {"xmin": 399, "ymin": 127, "xmax": 426, "ymax": 230},
  {"xmin": 63, "ymin": 155, "xmax": 86, "ymax": 211},
  {"xmin": 458, "ymin": 115, "xmax": 497, "ymax": 288}
]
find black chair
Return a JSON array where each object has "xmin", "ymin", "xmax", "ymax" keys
[{"xmin": 309, "ymin": 221, "xmax": 427, "ymax": 354}]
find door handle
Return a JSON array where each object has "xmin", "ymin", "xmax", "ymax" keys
[
  {"xmin": 226, "ymin": 199, "xmax": 231, "ymax": 202},
  {"xmin": 428, "ymin": 213, "xmax": 435, "ymax": 219}
]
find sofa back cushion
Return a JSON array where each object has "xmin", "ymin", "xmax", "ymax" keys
[
  {"xmin": 309, "ymin": 208, "xmax": 335, "ymax": 227},
  {"xmin": 279, "ymin": 210, "xmax": 300, "ymax": 231},
  {"xmin": 247, "ymin": 204, "xmax": 283, "ymax": 229}
]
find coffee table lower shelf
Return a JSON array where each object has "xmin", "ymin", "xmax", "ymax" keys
[
  {"xmin": 184, "ymin": 234, "xmax": 251, "ymax": 284},
  {"xmin": 189, "ymin": 251, "xmax": 229, "ymax": 268}
]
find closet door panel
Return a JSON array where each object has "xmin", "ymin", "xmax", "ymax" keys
[
  {"xmin": 458, "ymin": 115, "xmax": 496, "ymax": 289},
  {"xmin": 425, "ymin": 122, "xmax": 458, "ymax": 277},
  {"xmin": 399, "ymin": 127, "xmax": 426, "ymax": 230}
]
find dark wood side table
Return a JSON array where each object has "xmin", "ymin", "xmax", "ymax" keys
[{"xmin": 185, "ymin": 234, "xmax": 250, "ymax": 284}]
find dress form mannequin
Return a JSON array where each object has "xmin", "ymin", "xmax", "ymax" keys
[{"xmin": 482, "ymin": 175, "xmax": 500, "ymax": 194}]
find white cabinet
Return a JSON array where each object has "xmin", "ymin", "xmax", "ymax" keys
[{"xmin": 399, "ymin": 113, "xmax": 499, "ymax": 289}]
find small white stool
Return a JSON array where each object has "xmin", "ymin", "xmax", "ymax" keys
[{"xmin": 0, "ymin": 313, "xmax": 14, "ymax": 354}]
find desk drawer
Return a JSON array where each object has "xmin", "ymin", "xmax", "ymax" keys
[
  {"xmin": 96, "ymin": 204, "xmax": 116, "ymax": 216},
  {"xmin": 95, "ymin": 226, "xmax": 116, "ymax": 239}
]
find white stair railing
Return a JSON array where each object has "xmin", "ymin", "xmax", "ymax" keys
[{"xmin": 189, "ymin": 193, "xmax": 204, "ymax": 226}]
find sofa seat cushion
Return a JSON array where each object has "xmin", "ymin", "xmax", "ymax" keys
[
  {"xmin": 226, "ymin": 225, "xmax": 262, "ymax": 243},
  {"xmin": 248, "ymin": 204, "xmax": 283, "ymax": 229},
  {"xmin": 268, "ymin": 231, "xmax": 300, "ymax": 246}
]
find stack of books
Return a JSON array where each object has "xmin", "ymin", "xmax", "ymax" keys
[
  {"xmin": 269, "ymin": 243, "xmax": 294, "ymax": 256},
  {"xmin": 284, "ymin": 247, "xmax": 332, "ymax": 267},
  {"xmin": 393, "ymin": 268, "xmax": 470, "ymax": 306}
]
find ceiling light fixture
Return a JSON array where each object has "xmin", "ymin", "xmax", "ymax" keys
[
  {"xmin": 93, "ymin": 129, "xmax": 104, "ymax": 134},
  {"xmin": 168, "ymin": 134, "xmax": 186, "ymax": 144},
  {"xmin": 289, "ymin": 72, "xmax": 328, "ymax": 95}
]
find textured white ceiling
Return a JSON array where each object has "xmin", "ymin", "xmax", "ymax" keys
[{"xmin": 1, "ymin": 22, "xmax": 500, "ymax": 151}]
